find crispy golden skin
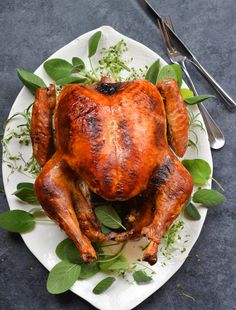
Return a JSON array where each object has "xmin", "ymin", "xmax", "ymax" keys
[
  {"xmin": 157, "ymin": 78, "xmax": 189, "ymax": 157},
  {"xmin": 32, "ymin": 78, "xmax": 193, "ymax": 264},
  {"xmin": 30, "ymin": 85, "xmax": 56, "ymax": 166}
]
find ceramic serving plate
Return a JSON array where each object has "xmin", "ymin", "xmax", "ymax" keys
[{"xmin": 2, "ymin": 26, "xmax": 212, "ymax": 310}]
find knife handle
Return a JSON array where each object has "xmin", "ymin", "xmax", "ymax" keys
[{"xmin": 190, "ymin": 58, "xmax": 236, "ymax": 111}]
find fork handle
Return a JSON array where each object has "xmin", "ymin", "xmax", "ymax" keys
[
  {"xmin": 180, "ymin": 60, "xmax": 225, "ymax": 150},
  {"xmin": 189, "ymin": 58, "xmax": 236, "ymax": 111}
]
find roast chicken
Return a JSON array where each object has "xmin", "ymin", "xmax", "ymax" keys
[{"xmin": 31, "ymin": 77, "xmax": 193, "ymax": 265}]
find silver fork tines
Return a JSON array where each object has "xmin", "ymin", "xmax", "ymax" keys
[{"xmin": 158, "ymin": 17, "xmax": 225, "ymax": 150}]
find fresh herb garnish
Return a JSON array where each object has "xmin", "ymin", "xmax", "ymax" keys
[
  {"xmin": 145, "ymin": 59, "xmax": 160, "ymax": 85},
  {"xmin": 95, "ymin": 204, "xmax": 126, "ymax": 230},
  {"xmin": 157, "ymin": 64, "xmax": 177, "ymax": 82},
  {"xmin": 78, "ymin": 262, "xmax": 100, "ymax": 279},
  {"xmin": 184, "ymin": 202, "xmax": 201, "ymax": 221},
  {"xmin": 2, "ymin": 107, "xmax": 41, "ymax": 178},
  {"xmin": 71, "ymin": 57, "xmax": 85, "ymax": 69},
  {"xmin": 92, "ymin": 277, "xmax": 116, "ymax": 294},
  {"xmin": 12, "ymin": 182, "xmax": 38, "ymax": 204},
  {"xmin": 184, "ymin": 95, "xmax": 215, "ymax": 105},
  {"xmin": 44, "ymin": 58, "xmax": 73, "ymax": 81},
  {"xmin": 133, "ymin": 270, "xmax": 152, "ymax": 284},
  {"xmin": 182, "ymin": 159, "xmax": 211, "ymax": 186},
  {"xmin": 56, "ymin": 75, "xmax": 86, "ymax": 86},
  {"xmin": 55, "ymin": 238, "xmax": 82, "ymax": 264},
  {"xmin": 88, "ymin": 31, "xmax": 102, "ymax": 58},
  {"xmin": 192, "ymin": 189, "xmax": 225, "ymax": 207},
  {"xmin": 181, "ymin": 88, "xmax": 194, "ymax": 99},
  {"xmin": 172, "ymin": 63, "xmax": 182, "ymax": 87},
  {"xmin": 17, "ymin": 69, "xmax": 46, "ymax": 95},
  {"xmin": 47, "ymin": 261, "xmax": 81, "ymax": 294},
  {"xmin": 0, "ymin": 210, "xmax": 35, "ymax": 233},
  {"xmin": 99, "ymin": 39, "xmax": 131, "ymax": 80}
]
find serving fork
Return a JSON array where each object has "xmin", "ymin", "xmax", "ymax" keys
[{"xmin": 158, "ymin": 17, "xmax": 225, "ymax": 150}]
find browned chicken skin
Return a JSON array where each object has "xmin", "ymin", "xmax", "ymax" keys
[{"xmin": 31, "ymin": 78, "xmax": 193, "ymax": 265}]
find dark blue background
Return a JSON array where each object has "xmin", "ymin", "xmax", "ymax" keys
[{"xmin": 0, "ymin": 1, "xmax": 235, "ymax": 309}]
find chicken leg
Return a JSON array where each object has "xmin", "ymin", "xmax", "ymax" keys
[
  {"xmin": 34, "ymin": 155, "xmax": 105, "ymax": 263},
  {"xmin": 141, "ymin": 151, "xmax": 193, "ymax": 265}
]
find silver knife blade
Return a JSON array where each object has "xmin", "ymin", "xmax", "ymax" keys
[{"xmin": 144, "ymin": 0, "xmax": 194, "ymax": 59}]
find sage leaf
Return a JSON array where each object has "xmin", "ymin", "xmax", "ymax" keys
[
  {"xmin": 72, "ymin": 57, "xmax": 85, "ymax": 69},
  {"xmin": 44, "ymin": 58, "xmax": 73, "ymax": 80},
  {"xmin": 181, "ymin": 88, "xmax": 194, "ymax": 99},
  {"xmin": 157, "ymin": 65, "xmax": 177, "ymax": 83},
  {"xmin": 145, "ymin": 59, "xmax": 160, "ymax": 85},
  {"xmin": 79, "ymin": 262, "xmax": 100, "ymax": 279},
  {"xmin": 56, "ymin": 238, "xmax": 82, "ymax": 264},
  {"xmin": 99, "ymin": 259, "xmax": 116, "ymax": 272},
  {"xmin": 0, "ymin": 210, "xmax": 35, "ymax": 233},
  {"xmin": 171, "ymin": 63, "xmax": 182, "ymax": 87},
  {"xmin": 184, "ymin": 95, "xmax": 215, "ymax": 105},
  {"xmin": 192, "ymin": 189, "xmax": 225, "ymax": 207},
  {"xmin": 107, "ymin": 255, "xmax": 129, "ymax": 270},
  {"xmin": 182, "ymin": 159, "xmax": 211, "ymax": 186},
  {"xmin": 101, "ymin": 224, "xmax": 111, "ymax": 235},
  {"xmin": 184, "ymin": 202, "xmax": 201, "ymax": 220},
  {"xmin": 95, "ymin": 205, "xmax": 126, "ymax": 230},
  {"xmin": 30, "ymin": 208, "xmax": 45, "ymax": 218},
  {"xmin": 47, "ymin": 261, "xmax": 81, "ymax": 294},
  {"xmin": 92, "ymin": 277, "xmax": 116, "ymax": 294},
  {"xmin": 56, "ymin": 75, "xmax": 86, "ymax": 86},
  {"xmin": 17, "ymin": 69, "xmax": 46, "ymax": 95},
  {"xmin": 88, "ymin": 31, "xmax": 102, "ymax": 58},
  {"xmin": 13, "ymin": 182, "xmax": 38, "ymax": 203},
  {"xmin": 133, "ymin": 270, "xmax": 152, "ymax": 284},
  {"xmin": 99, "ymin": 254, "xmax": 128, "ymax": 272}
]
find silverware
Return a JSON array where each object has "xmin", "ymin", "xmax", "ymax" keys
[
  {"xmin": 158, "ymin": 17, "xmax": 225, "ymax": 150},
  {"xmin": 144, "ymin": 0, "xmax": 236, "ymax": 111}
]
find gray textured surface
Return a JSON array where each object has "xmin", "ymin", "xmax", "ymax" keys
[{"xmin": 0, "ymin": 0, "xmax": 236, "ymax": 309}]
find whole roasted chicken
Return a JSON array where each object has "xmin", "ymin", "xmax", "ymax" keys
[{"xmin": 31, "ymin": 77, "xmax": 193, "ymax": 265}]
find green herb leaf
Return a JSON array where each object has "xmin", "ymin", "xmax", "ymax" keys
[
  {"xmin": 182, "ymin": 159, "xmax": 211, "ymax": 186},
  {"xmin": 92, "ymin": 277, "xmax": 116, "ymax": 294},
  {"xmin": 181, "ymin": 88, "xmax": 194, "ymax": 99},
  {"xmin": 47, "ymin": 261, "xmax": 81, "ymax": 294},
  {"xmin": 0, "ymin": 210, "xmax": 35, "ymax": 233},
  {"xmin": 12, "ymin": 182, "xmax": 38, "ymax": 203},
  {"xmin": 133, "ymin": 270, "xmax": 152, "ymax": 284},
  {"xmin": 95, "ymin": 205, "xmax": 126, "ymax": 230},
  {"xmin": 157, "ymin": 65, "xmax": 177, "ymax": 83},
  {"xmin": 88, "ymin": 31, "xmax": 102, "ymax": 58},
  {"xmin": 184, "ymin": 202, "xmax": 201, "ymax": 220},
  {"xmin": 107, "ymin": 255, "xmax": 129, "ymax": 270},
  {"xmin": 56, "ymin": 238, "xmax": 82, "ymax": 264},
  {"xmin": 79, "ymin": 262, "xmax": 100, "ymax": 279},
  {"xmin": 99, "ymin": 254, "xmax": 129, "ymax": 272},
  {"xmin": 162, "ymin": 220, "xmax": 184, "ymax": 249},
  {"xmin": 192, "ymin": 189, "xmax": 225, "ymax": 207},
  {"xmin": 56, "ymin": 75, "xmax": 86, "ymax": 86},
  {"xmin": 17, "ymin": 69, "xmax": 46, "ymax": 95},
  {"xmin": 145, "ymin": 59, "xmax": 160, "ymax": 85},
  {"xmin": 72, "ymin": 57, "xmax": 85, "ymax": 69},
  {"xmin": 101, "ymin": 224, "xmax": 112, "ymax": 235},
  {"xmin": 99, "ymin": 259, "xmax": 116, "ymax": 272},
  {"xmin": 171, "ymin": 63, "xmax": 182, "ymax": 87},
  {"xmin": 184, "ymin": 95, "xmax": 215, "ymax": 105},
  {"xmin": 71, "ymin": 58, "xmax": 83, "ymax": 67},
  {"xmin": 44, "ymin": 58, "xmax": 73, "ymax": 80}
]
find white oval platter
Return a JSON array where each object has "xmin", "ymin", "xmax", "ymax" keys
[{"xmin": 2, "ymin": 26, "xmax": 212, "ymax": 310}]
